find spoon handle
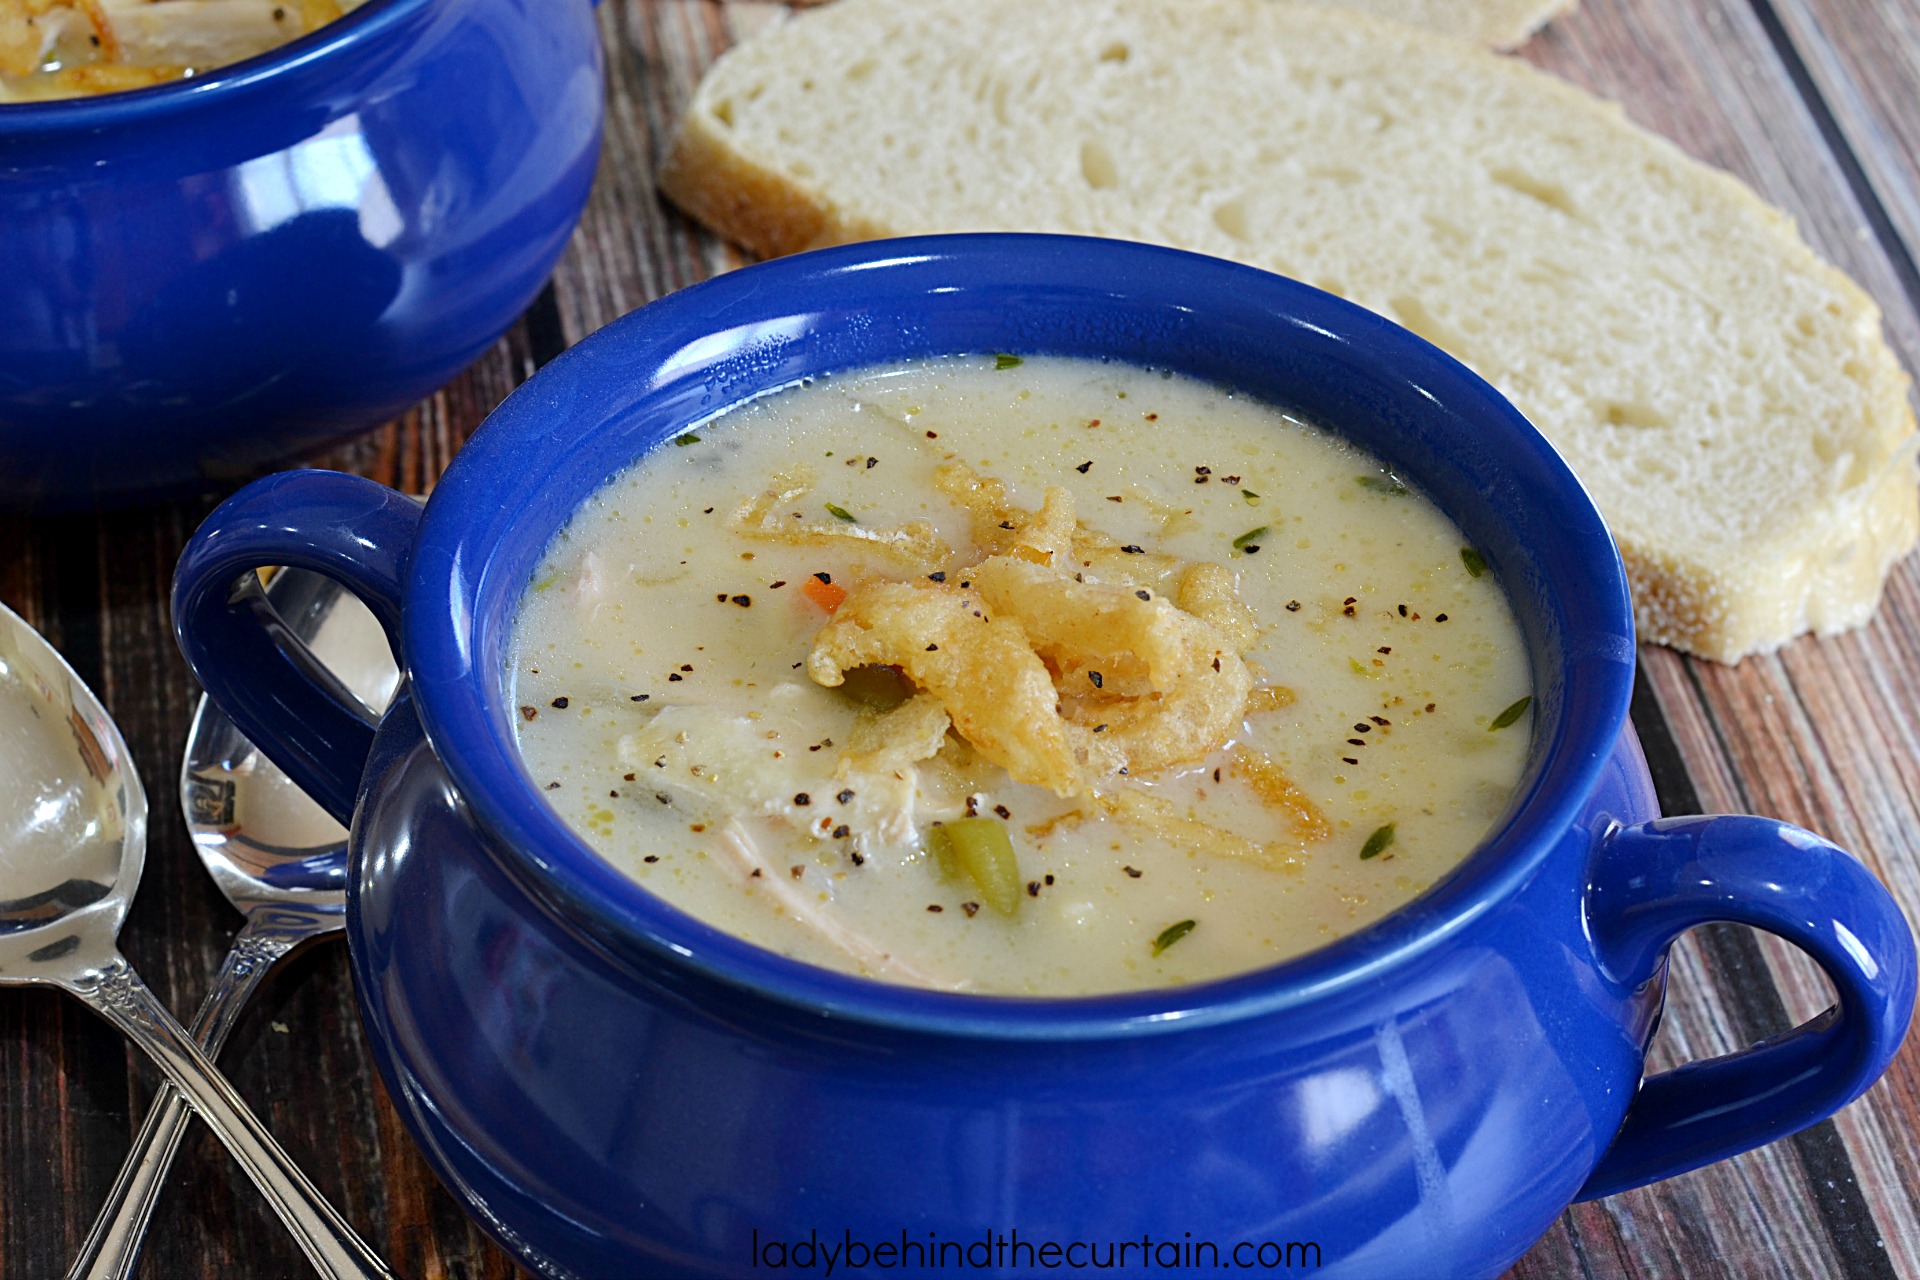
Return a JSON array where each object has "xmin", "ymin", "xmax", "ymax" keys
[
  {"xmin": 65, "ymin": 952, "xmax": 399, "ymax": 1280},
  {"xmin": 69, "ymin": 909, "xmax": 337, "ymax": 1280}
]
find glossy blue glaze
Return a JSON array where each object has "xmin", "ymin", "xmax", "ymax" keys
[
  {"xmin": 173, "ymin": 469, "xmax": 419, "ymax": 821},
  {"xmin": 172, "ymin": 236, "xmax": 1917, "ymax": 1279},
  {"xmin": 0, "ymin": 0, "xmax": 603, "ymax": 507}
]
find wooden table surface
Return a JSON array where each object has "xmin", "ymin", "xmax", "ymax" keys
[{"xmin": 7, "ymin": 0, "xmax": 1920, "ymax": 1276}]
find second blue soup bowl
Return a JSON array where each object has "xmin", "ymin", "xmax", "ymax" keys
[
  {"xmin": 0, "ymin": 0, "xmax": 604, "ymax": 507},
  {"xmin": 173, "ymin": 235, "xmax": 1915, "ymax": 1278}
]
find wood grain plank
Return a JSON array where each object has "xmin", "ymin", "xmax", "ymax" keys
[{"xmin": 1764, "ymin": 0, "xmax": 1920, "ymax": 286}]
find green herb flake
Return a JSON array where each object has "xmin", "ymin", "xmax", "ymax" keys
[
  {"xmin": 1232, "ymin": 526, "xmax": 1270, "ymax": 551},
  {"xmin": 1356, "ymin": 474, "xmax": 1410, "ymax": 497},
  {"xmin": 1242, "ymin": 489, "xmax": 1261, "ymax": 505},
  {"xmin": 1359, "ymin": 823, "xmax": 1397, "ymax": 860},
  {"xmin": 1151, "ymin": 919, "xmax": 1197, "ymax": 956},
  {"xmin": 531, "ymin": 574, "xmax": 560, "ymax": 593},
  {"xmin": 994, "ymin": 353, "xmax": 1024, "ymax": 371},
  {"xmin": 825, "ymin": 503, "xmax": 858, "ymax": 523},
  {"xmin": 1350, "ymin": 658, "xmax": 1373, "ymax": 677},
  {"xmin": 673, "ymin": 433, "xmax": 701, "ymax": 447},
  {"xmin": 1489, "ymin": 695, "xmax": 1532, "ymax": 731},
  {"xmin": 1460, "ymin": 546, "xmax": 1487, "ymax": 578}
]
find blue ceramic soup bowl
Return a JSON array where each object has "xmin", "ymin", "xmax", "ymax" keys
[
  {"xmin": 173, "ymin": 235, "xmax": 1915, "ymax": 1279},
  {"xmin": 0, "ymin": 0, "xmax": 603, "ymax": 508}
]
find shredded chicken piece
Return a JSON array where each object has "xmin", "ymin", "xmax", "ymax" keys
[
  {"xmin": 620, "ymin": 703, "xmax": 934, "ymax": 856},
  {"xmin": 573, "ymin": 550, "xmax": 609, "ymax": 626},
  {"xmin": 716, "ymin": 820, "xmax": 964, "ymax": 990}
]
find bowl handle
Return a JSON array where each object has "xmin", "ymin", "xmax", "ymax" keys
[
  {"xmin": 1577, "ymin": 814, "xmax": 1916, "ymax": 1199},
  {"xmin": 173, "ymin": 470, "xmax": 420, "ymax": 827}
]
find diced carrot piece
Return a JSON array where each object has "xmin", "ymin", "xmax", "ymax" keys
[{"xmin": 802, "ymin": 575, "xmax": 847, "ymax": 613}]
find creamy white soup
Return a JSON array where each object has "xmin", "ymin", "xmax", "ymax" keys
[{"xmin": 509, "ymin": 356, "xmax": 1532, "ymax": 996}]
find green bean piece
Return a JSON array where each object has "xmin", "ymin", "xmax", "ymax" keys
[
  {"xmin": 927, "ymin": 818, "xmax": 1022, "ymax": 916},
  {"xmin": 928, "ymin": 824, "xmax": 959, "ymax": 880}
]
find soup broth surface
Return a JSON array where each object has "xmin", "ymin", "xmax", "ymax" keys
[
  {"xmin": 1, "ymin": 0, "xmax": 367, "ymax": 101},
  {"xmin": 510, "ymin": 356, "xmax": 1532, "ymax": 996}
]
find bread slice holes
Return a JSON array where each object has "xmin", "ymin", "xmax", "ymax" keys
[
  {"xmin": 1488, "ymin": 167, "xmax": 1580, "ymax": 218},
  {"xmin": 1099, "ymin": 41, "xmax": 1130, "ymax": 62},
  {"xmin": 1305, "ymin": 164, "xmax": 1362, "ymax": 185},
  {"xmin": 1601, "ymin": 401, "xmax": 1668, "ymax": 429},
  {"xmin": 846, "ymin": 57, "xmax": 877, "ymax": 83},
  {"xmin": 1080, "ymin": 140, "xmax": 1120, "ymax": 190},
  {"xmin": 1422, "ymin": 214, "xmax": 1470, "ymax": 250},
  {"xmin": 1212, "ymin": 197, "xmax": 1251, "ymax": 241},
  {"xmin": 712, "ymin": 99, "xmax": 735, "ymax": 128}
]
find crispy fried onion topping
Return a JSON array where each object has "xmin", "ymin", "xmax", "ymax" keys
[
  {"xmin": 839, "ymin": 692, "xmax": 952, "ymax": 780},
  {"xmin": 731, "ymin": 465, "xmax": 950, "ymax": 570},
  {"xmin": 807, "ymin": 478, "xmax": 1262, "ymax": 797},
  {"xmin": 807, "ymin": 581, "xmax": 1122, "ymax": 796}
]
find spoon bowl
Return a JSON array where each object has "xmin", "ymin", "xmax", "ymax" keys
[
  {"xmin": 70, "ymin": 571, "xmax": 399, "ymax": 1279},
  {"xmin": 0, "ymin": 601, "xmax": 146, "ymax": 984},
  {"xmin": 0, "ymin": 599, "xmax": 397, "ymax": 1280}
]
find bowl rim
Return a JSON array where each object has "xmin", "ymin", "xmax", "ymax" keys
[
  {"xmin": 0, "ymin": 0, "xmax": 419, "ymax": 127},
  {"xmin": 404, "ymin": 232, "xmax": 1638, "ymax": 1041}
]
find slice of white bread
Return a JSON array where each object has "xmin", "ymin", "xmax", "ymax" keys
[
  {"xmin": 778, "ymin": 0, "xmax": 1575, "ymax": 52},
  {"xmin": 660, "ymin": 0, "xmax": 1919, "ymax": 662}
]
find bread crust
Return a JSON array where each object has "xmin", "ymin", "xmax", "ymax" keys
[{"xmin": 658, "ymin": 109, "xmax": 836, "ymax": 258}]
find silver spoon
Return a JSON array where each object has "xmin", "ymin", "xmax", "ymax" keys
[
  {"xmin": 0, "ymin": 599, "xmax": 398, "ymax": 1280},
  {"xmin": 70, "ymin": 572, "xmax": 399, "ymax": 1280}
]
